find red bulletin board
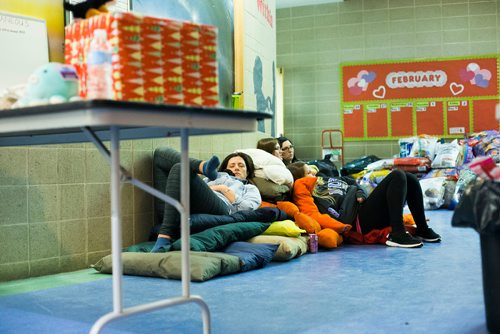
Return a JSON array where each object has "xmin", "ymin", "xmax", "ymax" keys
[
  {"xmin": 390, "ymin": 102, "xmax": 414, "ymax": 137},
  {"xmin": 342, "ymin": 57, "xmax": 498, "ymax": 102},
  {"xmin": 342, "ymin": 103, "xmax": 364, "ymax": 138},
  {"xmin": 366, "ymin": 103, "xmax": 388, "ymax": 137},
  {"xmin": 416, "ymin": 101, "xmax": 444, "ymax": 135},
  {"xmin": 446, "ymin": 100, "xmax": 470, "ymax": 135},
  {"xmin": 473, "ymin": 100, "xmax": 500, "ymax": 132},
  {"xmin": 341, "ymin": 55, "xmax": 500, "ymax": 140}
]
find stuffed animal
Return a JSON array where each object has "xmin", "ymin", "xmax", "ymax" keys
[
  {"xmin": 0, "ymin": 84, "xmax": 24, "ymax": 110},
  {"xmin": 64, "ymin": 0, "xmax": 113, "ymax": 19},
  {"xmin": 13, "ymin": 63, "xmax": 80, "ymax": 108}
]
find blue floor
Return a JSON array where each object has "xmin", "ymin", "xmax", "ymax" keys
[{"xmin": 0, "ymin": 210, "xmax": 491, "ymax": 333}]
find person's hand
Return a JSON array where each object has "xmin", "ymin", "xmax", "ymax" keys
[{"xmin": 356, "ymin": 197, "xmax": 365, "ymax": 204}]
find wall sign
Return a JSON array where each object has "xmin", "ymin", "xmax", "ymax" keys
[
  {"xmin": 341, "ymin": 55, "xmax": 500, "ymax": 140},
  {"xmin": 0, "ymin": 11, "xmax": 49, "ymax": 92}
]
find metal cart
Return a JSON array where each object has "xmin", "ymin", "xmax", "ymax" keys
[{"xmin": 321, "ymin": 129, "xmax": 344, "ymax": 168}]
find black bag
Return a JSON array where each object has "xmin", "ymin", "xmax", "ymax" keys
[
  {"xmin": 341, "ymin": 155, "xmax": 380, "ymax": 176},
  {"xmin": 452, "ymin": 179, "xmax": 500, "ymax": 334},
  {"xmin": 307, "ymin": 156, "xmax": 340, "ymax": 178},
  {"xmin": 451, "ymin": 180, "xmax": 500, "ymax": 234}
]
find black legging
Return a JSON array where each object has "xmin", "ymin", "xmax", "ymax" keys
[
  {"xmin": 153, "ymin": 147, "xmax": 228, "ymax": 239},
  {"xmin": 357, "ymin": 169, "xmax": 430, "ymax": 234}
]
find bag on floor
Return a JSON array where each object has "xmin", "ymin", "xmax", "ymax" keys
[
  {"xmin": 307, "ymin": 155, "xmax": 340, "ymax": 178},
  {"xmin": 452, "ymin": 179, "xmax": 500, "ymax": 234},
  {"xmin": 341, "ymin": 155, "xmax": 380, "ymax": 176}
]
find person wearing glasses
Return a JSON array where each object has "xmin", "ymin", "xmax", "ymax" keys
[
  {"xmin": 257, "ymin": 137, "xmax": 282, "ymax": 159},
  {"xmin": 277, "ymin": 136, "xmax": 298, "ymax": 166}
]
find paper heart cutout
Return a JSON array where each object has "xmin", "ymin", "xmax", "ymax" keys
[
  {"xmin": 477, "ymin": 69, "xmax": 492, "ymax": 81},
  {"xmin": 362, "ymin": 71, "xmax": 376, "ymax": 83},
  {"xmin": 475, "ymin": 74, "xmax": 489, "ymax": 88},
  {"xmin": 467, "ymin": 63, "xmax": 480, "ymax": 73},
  {"xmin": 349, "ymin": 85, "xmax": 363, "ymax": 96},
  {"xmin": 347, "ymin": 77, "xmax": 358, "ymax": 88},
  {"xmin": 459, "ymin": 69, "xmax": 475, "ymax": 82},
  {"xmin": 450, "ymin": 82, "xmax": 464, "ymax": 96},
  {"xmin": 372, "ymin": 85, "xmax": 386, "ymax": 99},
  {"xmin": 357, "ymin": 79, "xmax": 367, "ymax": 88}
]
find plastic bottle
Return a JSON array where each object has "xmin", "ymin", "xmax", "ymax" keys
[{"xmin": 86, "ymin": 29, "xmax": 113, "ymax": 99}]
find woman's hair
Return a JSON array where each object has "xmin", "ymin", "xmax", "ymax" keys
[
  {"xmin": 257, "ymin": 137, "xmax": 279, "ymax": 155},
  {"xmin": 312, "ymin": 177, "xmax": 337, "ymax": 206},
  {"xmin": 277, "ymin": 136, "xmax": 292, "ymax": 147},
  {"xmin": 219, "ymin": 152, "xmax": 255, "ymax": 179},
  {"xmin": 286, "ymin": 161, "xmax": 307, "ymax": 181},
  {"xmin": 277, "ymin": 136, "xmax": 298, "ymax": 163}
]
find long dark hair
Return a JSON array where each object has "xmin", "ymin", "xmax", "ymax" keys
[
  {"xmin": 277, "ymin": 136, "xmax": 298, "ymax": 163},
  {"xmin": 219, "ymin": 152, "xmax": 256, "ymax": 179}
]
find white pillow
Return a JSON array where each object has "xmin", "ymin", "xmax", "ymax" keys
[
  {"xmin": 236, "ymin": 148, "xmax": 293, "ymax": 186},
  {"xmin": 236, "ymin": 148, "xmax": 282, "ymax": 166}
]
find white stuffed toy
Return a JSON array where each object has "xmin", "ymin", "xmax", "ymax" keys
[{"xmin": 13, "ymin": 62, "xmax": 81, "ymax": 107}]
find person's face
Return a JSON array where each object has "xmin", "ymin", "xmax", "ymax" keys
[
  {"xmin": 281, "ymin": 140, "xmax": 294, "ymax": 161},
  {"xmin": 226, "ymin": 156, "xmax": 248, "ymax": 180},
  {"xmin": 272, "ymin": 144, "xmax": 282, "ymax": 159},
  {"xmin": 304, "ymin": 165, "xmax": 315, "ymax": 177}
]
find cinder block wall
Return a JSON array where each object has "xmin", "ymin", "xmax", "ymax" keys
[
  {"xmin": 0, "ymin": 132, "xmax": 267, "ymax": 281},
  {"xmin": 277, "ymin": 0, "xmax": 500, "ymax": 162}
]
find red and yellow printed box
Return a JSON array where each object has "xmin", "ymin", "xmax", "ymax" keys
[{"xmin": 64, "ymin": 12, "xmax": 219, "ymax": 106}]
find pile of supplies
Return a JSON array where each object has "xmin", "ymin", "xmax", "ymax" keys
[{"xmin": 341, "ymin": 130, "xmax": 500, "ymax": 210}]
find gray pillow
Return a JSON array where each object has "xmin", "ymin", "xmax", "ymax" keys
[
  {"xmin": 92, "ymin": 251, "xmax": 240, "ymax": 282},
  {"xmin": 250, "ymin": 177, "xmax": 291, "ymax": 202}
]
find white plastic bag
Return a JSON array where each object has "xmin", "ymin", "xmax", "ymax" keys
[
  {"xmin": 419, "ymin": 177, "xmax": 447, "ymax": 210},
  {"xmin": 431, "ymin": 139, "xmax": 461, "ymax": 168},
  {"xmin": 410, "ymin": 137, "xmax": 438, "ymax": 161}
]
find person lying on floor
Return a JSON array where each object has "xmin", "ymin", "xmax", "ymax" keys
[
  {"xmin": 287, "ymin": 162, "xmax": 441, "ymax": 248},
  {"xmin": 151, "ymin": 147, "xmax": 262, "ymax": 252}
]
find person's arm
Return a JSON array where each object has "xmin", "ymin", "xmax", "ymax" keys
[
  {"xmin": 355, "ymin": 186, "xmax": 367, "ymax": 203},
  {"xmin": 210, "ymin": 184, "xmax": 236, "ymax": 203},
  {"xmin": 232, "ymin": 184, "xmax": 262, "ymax": 211},
  {"xmin": 341, "ymin": 176, "xmax": 367, "ymax": 203}
]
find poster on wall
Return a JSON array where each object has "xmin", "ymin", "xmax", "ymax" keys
[
  {"xmin": 0, "ymin": 1, "xmax": 64, "ymax": 62},
  {"xmin": 343, "ymin": 103, "xmax": 364, "ymax": 139},
  {"xmin": 341, "ymin": 55, "xmax": 500, "ymax": 140},
  {"xmin": 0, "ymin": 11, "xmax": 49, "ymax": 92},
  {"xmin": 473, "ymin": 100, "xmax": 499, "ymax": 133},
  {"xmin": 390, "ymin": 102, "xmax": 413, "ymax": 137},
  {"xmin": 446, "ymin": 100, "xmax": 469, "ymax": 135},
  {"xmin": 243, "ymin": 0, "xmax": 276, "ymax": 135},
  {"xmin": 366, "ymin": 103, "xmax": 388, "ymax": 138},
  {"xmin": 415, "ymin": 101, "xmax": 444, "ymax": 136}
]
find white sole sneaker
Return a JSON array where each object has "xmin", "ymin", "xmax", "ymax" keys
[{"xmin": 385, "ymin": 239, "xmax": 423, "ymax": 248}]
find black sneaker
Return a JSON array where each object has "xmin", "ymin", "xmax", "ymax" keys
[
  {"xmin": 386, "ymin": 231, "xmax": 423, "ymax": 248},
  {"xmin": 416, "ymin": 228, "xmax": 441, "ymax": 243}
]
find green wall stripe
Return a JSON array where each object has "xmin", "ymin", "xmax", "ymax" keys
[{"xmin": 0, "ymin": 269, "xmax": 108, "ymax": 297}]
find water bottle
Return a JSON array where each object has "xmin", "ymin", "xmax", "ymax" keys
[
  {"xmin": 327, "ymin": 207, "xmax": 340, "ymax": 218},
  {"xmin": 86, "ymin": 29, "xmax": 113, "ymax": 99}
]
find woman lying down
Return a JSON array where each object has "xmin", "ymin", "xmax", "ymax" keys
[{"xmin": 287, "ymin": 162, "xmax": 441, "ymax": 248}]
